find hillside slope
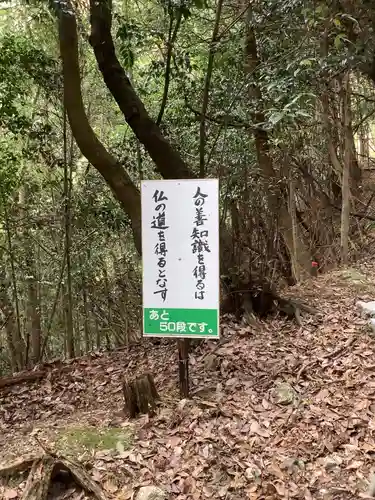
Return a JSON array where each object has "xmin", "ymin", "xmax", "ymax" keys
[{"xmin": 1, "ymin": 263, "xmax": 375, "ymax": 499}]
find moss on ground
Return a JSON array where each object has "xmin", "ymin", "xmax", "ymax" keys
[
  {"xmin": 338, "ymin": 267, "xmax": 375, "ymax": 292},
  {"xmin": 55, "ymin": 426, "xmax": 133, "ymax": 457}
]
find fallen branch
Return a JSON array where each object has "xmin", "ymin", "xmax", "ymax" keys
[
  {"xmin": 21, "ymin": 457, "xmax": 54, "ymax": 500},
  {"xmin": 59, "ymin": 457, "xmax": 108, "ymax": 500},
  {"xmin": 0, "ymin": 370, "xmax": 46, "ymax": 389},
  {"xmin": 0, "ymin": 455, "xmax": 43, "ymax": 477},
  {"xmin": 1, "ymin": 453, "xmax": 109, "ymax": 500}
]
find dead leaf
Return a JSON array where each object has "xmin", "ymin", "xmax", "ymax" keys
[
  {"xmin": 346, "ymin": 460, "xmax": 363, "ymax": 469},
  {"xmin": 104, "ymin": 480, "xmax": 118, "ymax": 493},
  {"xmin": 262, "ymin": 398, "xmax": 270, "ymax": 409},
  {"xmin": 92, "ymin": 469, "xmax": 102, "ymax": 482},
  {"xmin": 316, "ymin": 389, "xmax": 330, "ymax": 401},
  {"xmin": 116, "ymin": 440, "xmax": 125, "ymax": 454},
  {"xmin": 4, "ymin": 489, "xmax": 18, "ymax": 499},
  {"xmin": 202, "ymin": 445, "xmax": 210, "ymax": 459},
  {"xmin": 249, "ymin": 420, "xmax": 270, "ymax": 438},
  {"xmin": 304, "ymin": 489, "xmax": 313, "ymax": 500},
  {"xmin": 269, "ymin": 462, "xmax": 285, "ymax": 480}
]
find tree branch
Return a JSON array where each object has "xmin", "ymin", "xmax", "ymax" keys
[
  {"xmin": 185, "ymin": 100, "xmax": 253, "ymax": 129},
  {"xmin": 89, "ymin": 0, "xmax": 193, "ymax": 179},
  {"xmin": 200, "ymin": 0, "xmax": 224, "ymax": 177},
  {"xmin": 157, "ymin": 8, "xmax": 182, "ymax": 125}
]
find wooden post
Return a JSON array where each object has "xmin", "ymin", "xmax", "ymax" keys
[{"xmin": 177, "ymin": 339, "xmax": 190, "ymax": 398}]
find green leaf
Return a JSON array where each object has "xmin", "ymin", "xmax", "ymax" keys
[
  {"xmin": 268, "ymin": 111, "xmax": 284, "ymax": 125},
  {"xmin": 192, "ymin": 0, "xmax": 208, "ymax": 8},
  {"xmin": 334, "ymin": 33, "xmax": 347, "ymax": 49},
  {"xmin": 299, "ymin": 59, "xmax": 313, "ymax": 67},
  {"xmin": 333, "ymin": 18, "xmax": 342, "ymax": 28},
  {"xmin": 119, "ymin": 45, "xmax": 134, "ymax": 69}
]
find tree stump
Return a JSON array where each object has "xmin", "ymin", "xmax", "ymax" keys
[{"xmin": 123, "ymin": 373, "xmax": 159, "ymax": 418}]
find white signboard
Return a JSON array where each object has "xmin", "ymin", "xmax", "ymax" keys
[{"xmin": 141, "ymin": 179, "xmax": 219, "ymax": 338}]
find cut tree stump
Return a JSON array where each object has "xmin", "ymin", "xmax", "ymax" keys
[{"xmin": 123, "ymin": 372, "xmax": 159, "ymax": 418}]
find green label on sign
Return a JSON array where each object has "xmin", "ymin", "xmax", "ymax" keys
[{"xmin": 143, "ymin": 308, "xmax": 219, "ymax": 337}]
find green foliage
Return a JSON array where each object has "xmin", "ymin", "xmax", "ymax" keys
[
  {"xmin": 0, "ymin": 32, "xmax": 59, "ymax": 134},
  {"xmin": 0, "ymin": 137, "xmax": 21, "ymax": 199}
]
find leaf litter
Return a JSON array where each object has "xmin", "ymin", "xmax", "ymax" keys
[{"xmin": 2, "ymin": 262, "xmax": 375, "ymax": 499}]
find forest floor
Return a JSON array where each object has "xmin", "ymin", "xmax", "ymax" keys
[{"xmin": 2, "ymin": 263, "xmax": 375, "ymax": 499}]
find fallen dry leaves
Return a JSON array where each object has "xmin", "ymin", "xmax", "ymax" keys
[{"xmin": 2, "ymin": 263, "xmax": 375, "ymax": 499}]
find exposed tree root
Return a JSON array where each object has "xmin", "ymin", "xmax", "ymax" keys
[{"xmin": 221, "ymin": 277, "xmax": 318, "ymax": 325}]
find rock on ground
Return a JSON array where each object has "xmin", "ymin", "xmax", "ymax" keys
[
  {"xmin": 356, "ymin": 300, "xmax": 375, "ymax": 316},
  {"xmin": 135, "ymin": 486, "xmax": 167, "ymax": 500},
  {"xmin": 270, "ymin": 382, "xmax": 297, "ymax": 405}
]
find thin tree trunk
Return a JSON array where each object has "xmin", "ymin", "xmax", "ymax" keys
[
  {"xmin": 360, "ymin": 122, "xmax": 369, "ymax": 167},
  {"xmin": 347, "ymin": 110, "xmax": 361, "ymax": 193},
  {"xmin": 341, "ymin": 72, "xmax": 352, "ymax": 265},
  {"xmin": 40, "ymin": 249, "xmax": 67, "ymax": 359},
  {"xmin": 18, "ymin": 88, "xmax": 43, "ymax": 366},
  {"xmin": 95, "ymin": 314, "xmax": 100, "ymax": 350},
  {"xmin": 320, "ymin": 30, "xmax": 343, "ymax": 203},
  {"xmin": 102, "ymin": 261, "xmax": 112, "ymax": 350},
  {"xmin": 2, "ymin": 192, "xmax": 25, "ymax": 369},
  {"xmin": 80, "ymin": 256, "xmax": 90, "ymax": 353},
  {"xmin": 243, "ymin": 6, "xmax": 312, "ymax": 278},
  {"xmin": 63, "ymin": 107, "xmax": 74, "ymax": 359},
  {"xmin": 0, "ymin": 267, "xmax": 19, "ymax": 372},
  {"xmin": 289, "ymin": 175, "xmax": 300, "ymax": 282},
  {"xmin": 199, "ymin": 0, "xmax": 224, "ymax": 177},
  {"xmin": 157, "ymin": 9, "xmax": 182, "ymax": 125},
  {"xmin": 18, "ymin": 185, "xmax": 42, "ymax": 365},
  {"xmin": 26, "ymin": 250, "xmax": 42, "ymax": 364}
]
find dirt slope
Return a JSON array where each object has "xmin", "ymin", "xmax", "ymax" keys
[{"xmin": 1, "ymin": 263, "xmax": 375, "ymax": 499}]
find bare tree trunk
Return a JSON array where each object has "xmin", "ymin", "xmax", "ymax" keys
[
  {"xmin": 2, "ymin": 193, "xmax": 25, "ymax": 369},
  {"xmin": 243, "ymin": 6, "xmax": 312, "ymax": 278},
  {"xmin": 199, "ymin": 0, "xmax": 224, "ymax": 177},
  {"xmin": 88, "ymin": 0, "xmax": 193, "ymax": 180},
  {"xmin": 289, "ymin": 176, "xmax": 301, "ymax": 282},
  {"xmin": 80, "ymin": 257, "xmax": 90, "ymax": 353},
  {"xmin": 320, "ymin": 30, "xmax": 344, "ymax": 204},
  {"xmin": 18, "ymin": 185, "xmax": 42, "ymax": 365},
  {"xmin": 102, "ymin": 261, "xmax": 112, "ymax": 350},
  {"xmin": 360, "ymin": 122, "xmax": 369, "ymax": 167},
  {"xmin": 63, "ymin": 108, "xmax": 74, "ymax": 359},
  {"xmin": 56, "ymin": 2, "xmax": 142, "ymax": 254},
  {"xmin": 26, "ymin": 252, "xmax": 42, "ymax": 364},
  {"xmin": 157, "ymin": 9, "xmax": 182, "ymax": 125},
  {"xmin": 95, "ymin": 315, "xmax": 100, "ymax": 350},
  {"xmin": 340, "ymin": 72, "xmax": 352, "ymax": 265},
  {"xmin": 347, "ymin": 112, "xmax": 361, "ymax": 193},
  {"xmin": 0, "ymin": 267, "xmax": 19, "ymax": 372}
]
